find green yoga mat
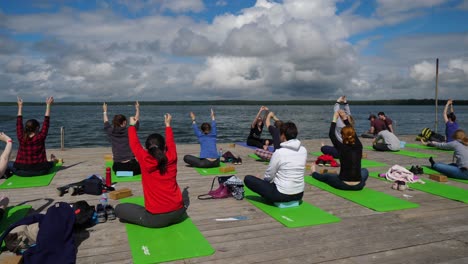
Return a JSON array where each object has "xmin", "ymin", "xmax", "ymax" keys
[
  {"xmin": 421, "ymin": 166, "xmax": 468, "ymax": 184},
  {"xmin": 364, "ymin": 146, "xmax": 434, "ymax": 158},
  {"xmin": 405, "ymin": 143, "xmax": 453, "ymax": 152},
  {"xmin": 105, "ymin": 161, "xmax": 142, "ymax": 182},
  {"xmin": 369, "ymin": 172, "xmax": 468, "ymax": 203},
  {"xmin": 0, "ymin": 205, "xmax": 32, "ymax": 237},
  {"xmin": 310, "ymin": 152, "xmax": 388, "ymax": 168},
  {"xmin": 304, "ymin": 177, "xmax": 418, "ymax": 212},
  {"xmin": 244, "ymin": 187, "xmax": 340, "ymax": 228},
  {"xmin": 248, "ymin": 154, "xmax": 269, "ymax": 164},
  {"xmin": 193, "ymin": 162, "xmax": 237, "ymax": 176},
  {"xmin": 121, "ymin": 197, "xmax": 215, "ymax": 264},
  {"xmin": 0, "ymin": 163, "xmax": 62, "ymax": 189}
]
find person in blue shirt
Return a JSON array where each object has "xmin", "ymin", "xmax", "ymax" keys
[{"xmin": 183, "ymin": 109, "xmax": 220, "ymax": 168}]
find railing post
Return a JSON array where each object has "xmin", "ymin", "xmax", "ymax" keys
[{"xmin": 60, "ymin": 126, "xmax": 65, "ymax": 151}]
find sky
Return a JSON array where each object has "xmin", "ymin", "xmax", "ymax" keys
[{"xmin": 0, "ymin": 0, "xmax": 467, "ymax": 102}]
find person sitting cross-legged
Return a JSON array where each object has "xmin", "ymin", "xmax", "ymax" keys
[
  {"xmin": 244, "ymin": 122, "xmax": 307, "ymax": 203},
  {"xmin": 183, "ymin": 109, "xmax": 220, "ymax": 168}
]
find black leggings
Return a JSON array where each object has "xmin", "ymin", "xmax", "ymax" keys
[
  {"xmin": 115, "ymin": 204, "xmax": 188, "ymax": 228},
  {"xmin": 183, "ymin": 155, "xmax": 220, "ymax": 168},
  {"xmin": 244, "ymin": 175, "xmax": 303, "ymax": 203},
  {"xmin": 112, "ymin": 159, "xmax": 141, "ymax": 175},
  {"xmin": 373, "ymin": 143, "xmax": 391, "ymax": 151},
  {"xmin": 246, "ymin": 137, "xmax": 272, "ymax": 149},
  {"xmin": 14, "ymin": 162, "xmax": 54, "ymax": 177}
]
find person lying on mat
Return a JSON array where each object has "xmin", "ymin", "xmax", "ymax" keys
[
  {"xmin": 443, "ymin": 99, "xmax": 459, "ymax": 142},
  {"xmin": 244, "ymin": 121, "xmax": 307, "ymax": 203},
  {"xmin": 0, "ymin": 132, "xmax": 13, "ymax": 179},
  {"xmin": 311, "ymin": 110, "xmax": 368, "ymax": 191},
  {"xmin": 372, "ymin": 130, "xmax": 400, "ymax": 152},
  {"xmin": 246, "ymin": 106, "xmax": 272, "ymax": 150},
  {"xmin": 103, "ymin": 101, "xmax": 141, "ymax": 175},
  {"xmin": 11, "ymin": 97, "xmax": 57, "ymax": 177},
  {"xmin": 321, "ymin": 96, "xmax": 354, "ymax": 158},
  {"xmin": 254, "ymin": 111, "xmax": 283, "ymax": 161},
  {"xmin": 115, "ymin": 114, "xmax": 187, "ymax": 228},
  {"xmin": 424, "ymin": 129, "xmax": 468, "ymax": 180},
  {"xmin": 183, "ymin": 109, "xmax": 220, "ymax": 168}
]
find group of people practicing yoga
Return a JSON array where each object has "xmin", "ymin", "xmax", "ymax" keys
[{"xmin": 0, "ymin": 96, "xmax": 466, "ymax": 229}]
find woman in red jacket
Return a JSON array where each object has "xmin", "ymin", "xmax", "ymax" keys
[{"xmin": 115, "ymin": 113, "xmax": 187, "ymax": 228}]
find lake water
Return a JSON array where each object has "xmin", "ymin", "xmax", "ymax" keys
[{"xmin": 0, "ymin": 104, "xmax": 467, "ymax": 149}]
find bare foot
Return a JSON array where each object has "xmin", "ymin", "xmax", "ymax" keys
[
  {"xmin": 0, "ymin": 132, "xmax": 11, "ymax": 142},
  {"xmin": 50, "ymin": 154, "xmax": 58, "ymax": 163},
  {"xmin": 321, "ymin": 141, "xmax": 325, "ymax": 147},
  {"xmin": 310, "ymin": 163, "xmax": 316, "ymax": 174},
  {"xmin": 0, "ymin": 195, "xmax": 9, "ymax": 210}
]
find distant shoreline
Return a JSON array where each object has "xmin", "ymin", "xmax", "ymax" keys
[{"xmin": 1, "ymin": 99, "xmax": 467, "ymax": 106}]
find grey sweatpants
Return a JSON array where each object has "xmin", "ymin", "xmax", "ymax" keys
[{"xmin": 115, "ymin": 203, "xmax": 187, "ymax": 228}]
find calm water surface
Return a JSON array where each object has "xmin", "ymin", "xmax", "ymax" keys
[{"xmin": 0, "ymin": 104, "xmax": 467, "ymax": 149}]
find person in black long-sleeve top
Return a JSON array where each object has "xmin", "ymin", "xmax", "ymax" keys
[{"xmin": 311, "ymin": 110, "xmax": 369, "ymax": 190}]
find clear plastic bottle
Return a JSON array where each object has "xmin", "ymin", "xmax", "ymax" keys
[
  {"xmin": 218, "ymin": 148, "xmax": 223, "ymax": 158},
  {"xmin": 100, "ymin": 193, "xmax": 108, "ymax": 207}
]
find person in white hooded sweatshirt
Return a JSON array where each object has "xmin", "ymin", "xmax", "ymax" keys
[{"xmin": 244, "ymin": 122, "xmax": 307, "ymax": 203}]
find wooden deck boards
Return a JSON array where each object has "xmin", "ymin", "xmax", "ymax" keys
[{"xmin": 1, "ymin": 135, "xmax": 468, "ymax": 264}]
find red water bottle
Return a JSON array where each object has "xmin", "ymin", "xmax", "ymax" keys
[{"xmin": 105, "ymin": 167, "xmax": 112, "ymax": 192}]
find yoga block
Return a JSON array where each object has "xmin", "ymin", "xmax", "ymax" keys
[
  {"xmin": 429, "ymin": 174, "xmax": 448, "ymax": 182},
  {"xmin": 362, "ymin": 153, "xmax": 368, "ymax": 159},
  {"xmin": 320, "ymin": 169, "xmax": 338, "ymax": 174},
  {"xmin": 109, "ymin": 188, "xmax": 133, "ymax": 200},
  {"xmin": 219, "ymin": 166, "xmax": 235, "ymax": 173},
  {"xmin": 274, "ymin": 200, "xmax": 300, "ymax": 208},
  {"xmin": 116, "ymin": 171, "xmax": 133, "ymax": 177},
  {"xmin": 229, "ymin": 143, "xmax": 236, "ymax": 148},
  {"xmin": 104, "ymin": 154, "xmax": 113, "ymax": 161},
  {"xmin": 305, "ymin": 165, "xmax": 311, "ymax": 170}
]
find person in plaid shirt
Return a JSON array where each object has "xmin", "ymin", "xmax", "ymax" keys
[{"xmin": 12, "ymin": 96, "xmax": 55, "ymax": 176}]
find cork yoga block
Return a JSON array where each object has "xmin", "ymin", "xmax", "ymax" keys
[
  {"xmin": 429, "ymin": 174, "xmax": 448, "ymax": 182},
  {"xmin": 219, "ymin": 166, "xmax": 235, "ymax": 173},
  {"xmin": 109, "ymin": 188, "xmax": 133, "ymax": 200},
  {"xmin": 320, "ymin": 169, "xmax": 338, "ymax": 174}
]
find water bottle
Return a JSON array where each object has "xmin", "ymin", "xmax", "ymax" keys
[
  {"xmin": 105, "ymin": 167, "xmax": 112, "ymax": 191},
  {"xmin": 100, "ymin": 193, "xmax": 108, "ymax": 207},
  {"xmin": 218, "ymin": 148, "xmax": 223, "ymax": 158}
]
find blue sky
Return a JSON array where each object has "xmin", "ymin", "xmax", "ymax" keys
[{"xmin": 0, "ymin": 0, "xmax": 467, "ymax": 101}]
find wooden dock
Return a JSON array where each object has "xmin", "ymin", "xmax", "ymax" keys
[{"xmin": 1, "ymin": 135, "xmax": 468, "ymax": 264}]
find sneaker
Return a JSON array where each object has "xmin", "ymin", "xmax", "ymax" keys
[
  {"xmin": 105, "ymin": 205, "xmax": 116, "ymax": 221},
  {"xmin": 56, "ymin": 187, "xmax": 68, "ymax": 197},
  {"xmin": 237, "ymin": 158, "xmax": 242, "ymax": 165},
  {"xmin": 317, "ymin": 160, "xmax": 325, "ymax": 167},
  {"xmin": 96, "ymin": 204, "xmax": 106, "ymax": 223},
  {"xmin": 409, "ymin": 166, "xmax": 418, "ymax": 174}
]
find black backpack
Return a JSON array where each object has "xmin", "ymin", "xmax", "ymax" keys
[{"xmin": 71, "ymin": 200, "xmax": 95, "ymax": 228}]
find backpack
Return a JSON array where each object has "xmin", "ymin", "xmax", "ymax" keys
[
  {"xmin": 0, "ymin": 202, "xmax": 77, "ymax": 264},
  {"xmin": 71, "ymin": 200, "xmax": 95, "ymax": 228},
  {"xmin": 417, "ymin": 128, "xmax": 446, "ymax": 143}
]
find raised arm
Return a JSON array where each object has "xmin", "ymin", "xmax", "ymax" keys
[
  {"xmin": 164, "ymin": 113, "xmax": 177, "ymax": 161},
  {"xmin": 329, "ymin": 111, "xmax": 340, "ymax": 147},
  {"xmin": 45, "ymin": 96, "xmax": 53, "ymax": 117},
  {"xmin": 265, "ymin": 111, "xmax": 274, "ymax": 128},
  {"xmin": 251, "ymin": 106, "xmax": 266, "ymax": 128},
  {"xmin": 0, "ymin": 132, "xmax": 13, "ymax": 177},
  {"xmin": 128, "ymin": 116, "xmax": 145, "ymax": 161},
  {"xmin": 443, "ymin": 99, "xmax": 452, "ymax": 123},
  {"xmin": 103, "ymin": 102, "xmax": 109, "ymax": 123},
  {"xmin": 134, "ymin": 101, "xmax": 140, "ymax": 120},
  {"xmin": 17, "ymin": 96, "xmax": 23, "ymax": 116},
  {"xmin": 210, "ymin": 108, "xmax": 215, "ymax": 121}
]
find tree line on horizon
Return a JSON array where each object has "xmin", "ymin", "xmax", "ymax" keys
[{"xmin": 0, "ymin": 99, "xmax": 467, "ymax": 106}]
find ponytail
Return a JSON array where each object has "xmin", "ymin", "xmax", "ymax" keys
[
  {"xmin": 145, "ymin": 133, "xmax": 168, "ymax": 174},
  {"xmin": 341, "ymin": 125, "xmax": 356, "ymax": 145}
]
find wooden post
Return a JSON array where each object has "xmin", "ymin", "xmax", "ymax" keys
[
  {"xmin": 434, "ymin": 58, "xmax": 439, "ymax": 133},
  {"xmin": 60, "ymin": 126, "xmax": 65, "ymax": 151}
]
